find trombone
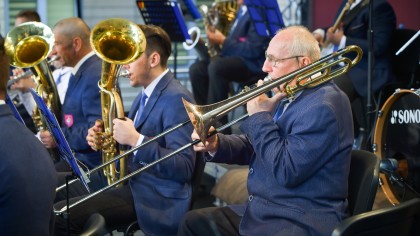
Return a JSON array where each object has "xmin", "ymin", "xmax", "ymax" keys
[{"xmin": 54, "ymin": 45, "xmax": 362, "ymax": 213}]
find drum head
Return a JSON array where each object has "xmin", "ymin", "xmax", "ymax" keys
[{"xmin": 374, "ymin": 89, "xmax": 420, "ymax": 204}]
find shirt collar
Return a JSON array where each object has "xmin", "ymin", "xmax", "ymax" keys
[
  {"xmin": 71, "ymin": 51, "xmax": 95, "ymax": 75},
  {"xmin": 142, "ymin": 68, "xmax": 170, "ymax": 99},
  {"xmin": 350, "ymin": 0, "xmax": 363, "ymax": 10}
]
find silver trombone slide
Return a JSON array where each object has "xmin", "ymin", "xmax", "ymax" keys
[
  {"xmin": 56, "ymin": 119, "xmax": 191, "ymax": 192},
  {"xmin": 54, "ymin": 114, "xmax": 248, "ymax": 214}
]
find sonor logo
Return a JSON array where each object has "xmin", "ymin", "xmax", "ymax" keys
[{"xmin": 390, "ymin": 109, "xmax": 420, "ymax": 124}]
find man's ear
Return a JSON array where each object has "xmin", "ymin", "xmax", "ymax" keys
[
  {"xmin": 301, "ymin": 57, "xmax": 311, "ymax": 67},
  {"xmin": 72, "ymin": 37, "xmax": 82, "ymax": 52},
  {"xmin": 149, "ymin": 52, "xmax": 160, "ymax": 68}
]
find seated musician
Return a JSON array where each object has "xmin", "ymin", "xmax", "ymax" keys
[
  {"xmin": 54, "ymin": 25, "xmax": 197, "ymax": 236},
  {"xmin": 38, "ymin": 18, "xmax": 105, "ymax": 196},
  {"xmin": 0, "ymin": 34, "xmax": 57, "ymax": 235},
  {"xmin": 313, "ymin": 0, "xmax": 396, "ymax": 137},
  {"xmin": 189, "ymin": 0, "xmax": 271, "ymax": 107},
  {"xmin": 178, "ymin": 25, "xmax": 354, "ymax": 236}
]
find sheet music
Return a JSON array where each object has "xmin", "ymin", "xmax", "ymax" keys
[{"xmin": 136, "ymin": 0, "xmax": 190, "ymax": 42}]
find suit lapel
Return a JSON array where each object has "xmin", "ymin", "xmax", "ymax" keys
[
  {"xmin": 64, "ymin": 55, "xmax": 99, "ymax": 104},
  {"xmin": 129, "ymin": 91, "xmax": 142, "ymax": 120},
  {"xmin": 134, "ymin": 71, "xmax": 172, "ymax": 129}
]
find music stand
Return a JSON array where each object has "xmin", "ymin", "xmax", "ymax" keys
[
  {"xmin": 5, "ymin": 93, "xmax": 25, "ymax": 125},
  {"xmin": 244, "ymin": 0, "xmax": 286, "ymax": 37},
  {"xmin": 136, "ymin": 0, "xmax": 193, "ymax": 77},
  {"xmin": 29, "ymin": 89, "xmax": 90, "ymax": 191},
  {"xmin": 30, "ymin": 89, "xmax": 90, "ymax": 235},
  {"xmin": 181, "ymin": 0, "xmax": 202, "ymax": 20}
]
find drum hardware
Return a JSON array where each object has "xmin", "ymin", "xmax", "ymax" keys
[{"xmin": 54, "ymin": 45, "xmax": 363, "ymax": 213}]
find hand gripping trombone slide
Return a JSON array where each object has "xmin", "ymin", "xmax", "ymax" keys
[{"xmin": 54, "ymin": 45, "xmax": 362, "ymax": 213}]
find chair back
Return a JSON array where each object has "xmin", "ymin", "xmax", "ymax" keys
[
  {"xmin": 348, "ymin": 150, "xmax": 380, "ymax": 216},
  {"xmin": 332, "ymin": 198, "xmax": 420, "ymax": 236}
]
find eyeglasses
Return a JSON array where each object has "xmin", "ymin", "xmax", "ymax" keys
[{"xmin": 264, "ymin": 51, "xmax": 304, "ymax": 67}]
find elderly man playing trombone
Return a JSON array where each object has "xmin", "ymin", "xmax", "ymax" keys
[
  {"xmin": 54, "ymin": 24, "xmax": 196, "ymax": 236},
  {"xmin": 178, "ymin": 25, "xmax": 355, "ymax": 236}
]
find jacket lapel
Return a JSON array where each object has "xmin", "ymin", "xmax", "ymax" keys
[
  {"xmin": 63, "ymin": 55, "xmax": 99, "ymax": 105},
  {"xmin": 134, "ymin": 71, "xmax": 172, "ymax": 129}
]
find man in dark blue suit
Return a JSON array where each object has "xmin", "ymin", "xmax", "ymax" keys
[
  {"xmin": 54, "ymin": 25, "xmax": 196, "ymax": 236},
  {"xmin": 189, "ymin": 0, "xmax": 271, "ymax": 106},
  {"xmin": 39, "ymin": 17, "xmax": 102, "ymax": 171},
  {"xmin": 0, "ymin": 34, "xmax": 57, "ymax": 236},
  {"xmin": 178, "ymin": 26, "xmax": 354, "ymax": 236},
  {"xmin": 314, "ymin": 0, "xmax": 396, "ymax": 137},
  {"xmin": 323, "ymin": 0, "xmax": 396, "ymax": 99}
]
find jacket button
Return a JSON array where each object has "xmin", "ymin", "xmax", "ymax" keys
[
  {"xmin": 248, "ymin": 195, "xmax": 254, "ymax": 201},
  {"xmin": 249, "ymin": 168, "xmax": 254, "ymax": 174}
]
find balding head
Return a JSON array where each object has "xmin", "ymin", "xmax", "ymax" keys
[
  {"xmin": 274, "ymin": 25, "xmax": 321, "ymax": 63},
  {"xmin": 53, "ymin": 17, "xmax": 91, "ymax": 47},
  {"xmin": 52, "ymin": 17, "xmax": 92, "ymax": 66}
]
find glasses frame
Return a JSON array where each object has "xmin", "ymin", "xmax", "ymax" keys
[{"xmin": 264, "ymin": 51, "xmax": 304, "ymax": 67}]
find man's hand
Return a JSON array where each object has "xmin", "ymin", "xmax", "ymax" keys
[
  {"xmin": 325, "ymin": 24, "xmax": 344, "ymax": 46},
  {"xmin": 39, "ymin": 130, "xmax": 57, "ymax": 149},
  {"xmin": 9, "ymin": 68, "xmax": 36, "ymax": 93},
  {"xmin": 113, "ymin": 118, "xmax": 140, "ymax": 147},
  {"xmin": 246, "ymin": 80, "xmax": 287, "ymax": 116},
  {"xmin": 86, "ymin": 120, "xmax": 103, "ymax": 151},
  {"xmin": 206, "ymin": 28, "xmax": 226, "ymax": 46},
  {"xmin": 191, "ymin": 126, "xmax": 219, "ymax": 153}
]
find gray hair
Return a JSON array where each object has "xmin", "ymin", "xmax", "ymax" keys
[{"xmin": 277, "ymin": 25, "xmax": 321, "ymax": 62}]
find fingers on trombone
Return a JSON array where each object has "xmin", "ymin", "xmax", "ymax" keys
[{"xmin": 272, "ymin": 91, "xmax": 287, "ymax": 102}]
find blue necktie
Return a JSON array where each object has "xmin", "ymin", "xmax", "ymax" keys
[
  {"xmin": 56, "ymin": 69, "xmax": 64, "ymax": 85},
  {"xmin": 273, "ymin": 101, "xmax": 287, "ymax": 122},
  {"xmin": 134, "ymin": 92, "xmax": 147, "ymax": 127}
]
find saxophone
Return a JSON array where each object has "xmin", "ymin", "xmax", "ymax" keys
[
  {"xmin": 5, "ymin": 22, "xmax": 62, "ymax": 130},
  {"xmin": 90, "ymin": 18, "xmax": 146, "ymax": 185}
]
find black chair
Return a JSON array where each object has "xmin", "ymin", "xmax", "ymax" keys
[
  {"xmin": 347, "ymin": 150, "xmax": 380, "ymax": 216},
  {"xmin": 331, "ymin": 198, "xmax": 420, "ymax": 236},
  {"xmin": 80, "ymin": 213, "xmax": 108, "ymax": 236}
]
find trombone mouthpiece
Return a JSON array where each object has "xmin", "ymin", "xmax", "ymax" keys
[
  {"xmin": 48, "ymin": 55, "xmax": 59, "ymax": 64},
  {"xmin": 264, "ymin": 75, "xmax": 272, "ymax": 82},
  {"xmin": 119, "ymin": 69, "xmax": 130, "ymax": 78}
]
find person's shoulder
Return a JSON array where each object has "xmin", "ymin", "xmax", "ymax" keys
[{"xmin": 163, "ymin": 79, "xmax": 195, "ymax": 103}]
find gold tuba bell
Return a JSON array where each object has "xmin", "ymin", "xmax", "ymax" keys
[
  {"xmin": 90, "ymin": 18, "xmax": 146, "ymax": 185},
  {"xmin": 5, "ymin": 21, "xmax": 62, "ymax": 129},
  {"xmin": 183, "ymin": 0, "xmax": 239, "ymax": 60}
]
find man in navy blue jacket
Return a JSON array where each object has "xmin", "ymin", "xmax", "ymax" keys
[
  {"xmin": 38, "ymin": 18, "xmax": 105, "ymax": 200},
  {"xmin": 55, "ymin": 25, "xmax": 196, "ymax": 236},
  {"xmin": 178, "ymin": 25, "xmax": 354, "ymax": 236},
  {"xmin": 0, "ymin": 34, "xmax": 57, "ymax": 236},
  {"xmin": 39, "ymin": 17, "xmax": 102, "ymax": 171}
]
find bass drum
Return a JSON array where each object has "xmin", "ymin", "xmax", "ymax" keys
[{"xmin": 373, "ymin": 89, "xmax": 420, "ymax": 205}]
